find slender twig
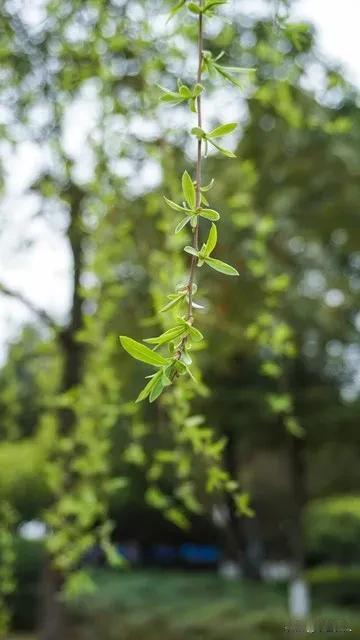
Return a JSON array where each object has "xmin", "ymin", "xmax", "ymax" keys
[
  {"xmin": 0, "ymin": 282, "xmax": 58, "ymax": 330},
  {"xmin": 187, "ymin": 0, "xmax": 203, "ymax": 324}
]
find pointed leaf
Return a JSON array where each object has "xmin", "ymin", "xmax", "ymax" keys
[
  {"xmin": 188, "ymin": 325, "xmax": 204, "ymax": 342},
  {"xmin": 208, "ymin": 139, "xmax": 236, "ymax": 158},
  {"xmin": 193, "ymin": 83, "xmax": 204, "ymax": 97},
  {"xmin": 159, "ymin": 293, "xmax": 186, "ymax": 313},
  {"xmin": 164, "ymin": 196, "xmax": 191, "ymax": 213},
  {"xmin": 191, "ymin": 126, "xmax": 205, "ymax": 138},
  {"xmin": 175, "ymin": 216, "xmax": 192, "ymax": 234},
  {"xmin": 182, "ymin": 170, "xmax": 196, "ymax": 209},
  {"xmin": 136, "ymin": 371, "xmax": 162, "ymax": 403},
  {"xmin": 120, "ymin": 336, "xmax": 168, "ymax": 366},
  {"xmin": 204, "ymin": 223, "xmax": 217, "ymax": 257},
  {"xmin": 201, "ymin": 178, "xmax": 215, "ymax": 192},
  {"xmin": 207, "ymin": 122, "xmax": 237, "ymax": 138},
  {"xmin": 149, "ymin": 376, "xmax": 165, "ymax": 402},
  {"xmin": 167, "ymin": 0, "xmax": 186, "ymax": 21},
  {"xmin": 198, "ymin": 208, "xmax": 220, "ymax": 221},
  {"xmin": 144, "ymin": 325, "xmax": 186, "ymax": 346},
  {"xmin": 184, "ymin": 246, "xmax": 199, "ymax": 257},
  {"xmin": 205, "ymin": 257, "xmax": 239, "ymax": 276},
  {"xmin": 178, "ymin": 84, "xmax": 192, "ymax": 98},
  {"xmin": 188, "ymin": 1, "xmax": 201, "ymax": 13},
  {"xmin": 222, "ymin": 65, "xmax": 255, "ymax": 74}
]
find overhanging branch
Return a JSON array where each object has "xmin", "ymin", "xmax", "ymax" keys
[{"xmin": 0, "ymin": 282, "xmax": 58, "ymax": 330}]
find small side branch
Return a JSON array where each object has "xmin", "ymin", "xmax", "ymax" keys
[{"xmin": 0, "ymin": 282, "xmax": 58, "ymax": 330}]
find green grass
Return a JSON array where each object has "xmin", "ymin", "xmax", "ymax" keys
[{"xmin": 69, "ymin": 570, "xmax": 360, "ymax": 640}]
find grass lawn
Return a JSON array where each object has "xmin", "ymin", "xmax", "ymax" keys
[{"xmin": 68, "ymin": 570, "xmax": 360, "ymax": 640}]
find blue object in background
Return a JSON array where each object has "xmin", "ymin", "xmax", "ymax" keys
[{"xmin": 180, "ymin": 544, "xmax": 221, "ymax": 565}]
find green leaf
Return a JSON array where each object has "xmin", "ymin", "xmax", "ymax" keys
[
  {"xmin": 167, "ymin": 0, "xmax": 186, "ymax": 21},
  {"xmin": 188, "ymin": 325, "xmax": 204, "ymax": 342},
  {"xmin": 214, "ymin": 65, "xmax": 255, "ymax": 89},
  {"xmin": 119, "ymin": 336, "xmax": 168, "ymax": 366},
  {"xmin": 207, "ymin": 122, "xmax": 237, "ymax": 138},
  {"xmin": 201, "ymin": 178, "xmax": 215, "ymax": 192},
  {"xmin": 234, "ymin": 493, "xmax": 255, "ymax": 518},
  {"xmin": 175, "ymin": 216, "xmax": 192, "ymax": 234},
  {"xmin": 184, "ymin": 246, "xmax": 199, "ymax": 257},
  {"xmin": 159, "ymin": 293, "xmax": 186, "ymax": 313},
  {"xmin": 191, "ymin": 126, "xmax": 205, "ymax": 138},
  {"xmin": 157, "ymin": 85, "xmax": 184, "ymax": 104},
  {"xmin": 204, "ymin": 223, "xmax": 217, "ymax": 256},
  {"xmin": 203, "ymin": 0, "xmax": 228, "ymax": 12},
  {"xmin": 165, "ymin": 507, "xmax": 189, "ymax": 529},
  {"xmin": 163, "ymin": 196, "xmax": 192, "ymax": 213},
  {"xmin": 182, "ymin": 170, "xmax": 196, "ymax": 209},
  {"xmin": 188, "ymin": 2, "xmax": 201, "ymax": 14},
  {"xmin": 208, "ymin": 139, "xmax": 236, "ymax": 158},
  {"xmin": 205, "ymin": 257, "xmax": 239, "ymax": 276},
  {"xmin": 284, "ymin": 416, "xmax": 305, "ymax": 438},
  {"xmin": 222, "ymin": 65, "xmax": 255, "ymax": 74},
  {"xmin": 193, "ymin": 83, "xmax": 204, "ymax": 97},
  {"xmin": 136, "ymin": 375, "xmax": 158, "ymax": 403},
  {"xmin": 149, "ymin": 375, "xmax": 165, "ymax": 402},
  {"xmin": 144, "ymin": 325, "xmax": 186, "ymax": 346},
  {"xmin": 198, "ymin": 208, "xmax": 220, "ymax": 221},
  {"xmin": 178, "ymin": 84, "xmax": 192, "ymax": 98}
]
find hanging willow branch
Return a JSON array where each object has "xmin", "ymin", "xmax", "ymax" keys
[{"xmin": 120, "ymin": 0, "xmax": 253, "ymax": 401}]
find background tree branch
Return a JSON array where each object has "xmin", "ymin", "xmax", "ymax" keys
[{"xmin": 0, "ymin": 283, "xmax": 58, "ymax": 331}]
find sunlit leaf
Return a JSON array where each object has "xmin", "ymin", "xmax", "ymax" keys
[
  {"xmin": 119, "ymin": 336, "xmax": 168, "ymax": 366},
  {"xmin": 182, "ymin": 170, "xmax": 196, "ymax": 209},
  {"xmin": 205, "ymin": 257, "xmax": 239, "ymax": 276}
]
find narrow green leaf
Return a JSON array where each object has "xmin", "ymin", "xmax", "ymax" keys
[
  {"xmin": 188, "ymin": 1, "xmax": 201, "ymax": 13},
  {"xmin": 178, "ymin": 84, "xmax": 192, "ymax": 98},
  {"xmin": 193, "ymin": 83, "xmax": 204, "ymax": 97},
  {"xmin": 144, "ymin": 325, "xmax": 186, "ymax": 346},
  {"xmin": 208, "ymin": 139, "xmax": 236, "ymax": 158},
  {"xmin": 182, "ymin": 170, "xmax": 196, "ymax": 209},
  {"xmin": 205, "ymin": 257, "xmax": 239, "ymax": 276},
  {"xmin": 157, "ymin": 85, "xmax": 184, "ymax": 104},
  {"xmin": 214, "ymin": 66, "xmax": 244, "ymax": 89},
  {"xmin": 164, "ymin": 196, "xmax": 191, "ymax": 213},
  {"xmin": 207, "ymin": 122, "xmax": 237, "ymax": 138},
  {"xmin": 184, "ymin": 246, "xmax": 199, "ymax": 257},
  {"xmin": 167, "ymin": 0, "xmax": 186, "ymax": 21},
  {"xmin": 119, "ymin": 336, "xmax": 168, "ymax": 366},
  {"xmin": 175, "ymin": 216, "xmax": 192, "ymax": 234},
  {"xmin": 159, "ymin": 293, "xmax": 186, "ymax": 313},
  {"xmin": 204, "ymin": 0, "xmax": 228, "ymax": 10},
  {"xmin": 222, "ymin": 65, "xmax": 255, "ymax": 74},
  {"xmin": 149, "ymin": 376, "xmax": 165, "ymax": 402},
  {"xmin": 136, "ymin": 371, "xmax": 162, "ymax": 403},
  {"xmin": 204, "ymin": 223, "xmax": 217, "ymax": 256},
  {"xmin": 198, "ymin": 208, "xmax": 220, "ymax": 221},
  {"xmin": 188, "ymin": 325, "xmax": 204, "ymax": 342},
  {"xmin": 201, "ymin": 178, "xmax": 215, "ymax": 192},
  {"xmin": 191, "ymin": 126, "xmax": 205, "ymax": 138}
]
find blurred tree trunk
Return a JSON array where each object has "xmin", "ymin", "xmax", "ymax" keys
[
  {"xmin": 221, "ymin": 428, "xmax": 263, "ymax": 578},
  {"xmin": 40, "ymin": 185, "xmax": 86, "ymax": 640},
  {"xmin": 288, "ymin": 434, "xmax": 307, "ymax": 574}
]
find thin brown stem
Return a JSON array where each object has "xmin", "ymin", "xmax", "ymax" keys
[{"xmin": 187, "ymin": 0, "xmax": 203, "ymax": 323}]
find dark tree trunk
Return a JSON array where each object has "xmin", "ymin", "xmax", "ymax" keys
[
  {"xmin": 39, "ymin": 185, "xmax": 86, "ymax": 640},
  {"xmin": 221, "ymin": 428, "xmax": 263, "ymax": 578},
  {"xmin": 39, "ymin": 560, "xmax": 70, "ymax": 640},
  {"xmin": 288, "ymin": 434, "xmax": 307, "ymax": 575}
]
